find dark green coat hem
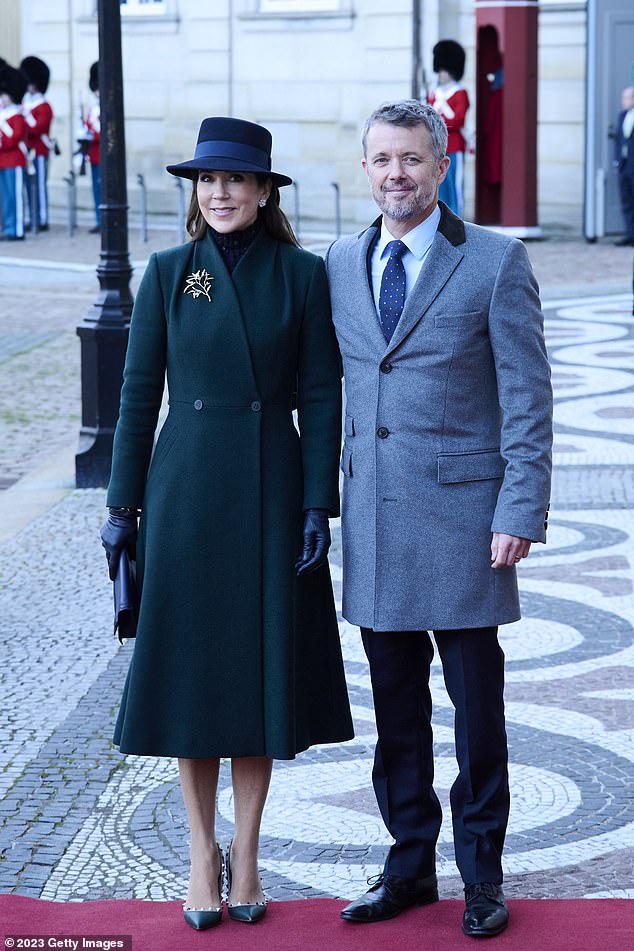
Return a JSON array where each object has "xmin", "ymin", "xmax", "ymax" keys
[{"xmin": 111, "ymin": 729, "xmax": 355, "ymax": 762}]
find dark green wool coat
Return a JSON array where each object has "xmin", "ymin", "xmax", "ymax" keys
[{"xmin": 107, "ymin": 227, "xmax": 353, "ymax": 759}]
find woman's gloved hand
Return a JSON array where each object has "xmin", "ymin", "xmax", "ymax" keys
[
  {"xmin": 101, "ymin": 508, "xmax": 138, "ymax": 581},
  {"xmin": 295, "ymin": 508, "xmax": 331, "ymax": 576}
]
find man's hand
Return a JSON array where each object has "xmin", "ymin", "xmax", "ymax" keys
[{"xmin": 491, "ymin": 532, "xmax": 531, "ymax": 568}]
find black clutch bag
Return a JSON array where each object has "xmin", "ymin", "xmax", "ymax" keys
[{"xmin": 113, "ymin": 549, "xmax": 140, "ymax": 642}]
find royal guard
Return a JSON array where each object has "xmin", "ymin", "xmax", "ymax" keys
[
  {"xmin": 428, "ymin": 40, "xmax": 470, "ymax": 217},
  {"xmin": 21, "ymin": 55, "xmax": 55, "ymax": 232},
  {"xmin": 0, "ymin": 65, "xmax": 28, "ymax": 241},
  {"xmin": 84, "ymin": 61, "xmax": 101, "ymax": 233}
]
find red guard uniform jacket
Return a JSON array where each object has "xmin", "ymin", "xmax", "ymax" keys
[
  {"xmin": 23, "ymin": 93, "xmax": 53, "ymax": 157},
  {"xmin": 0, "ymin": 106, "xmax": 27, "ymax": 170},
  {"xmin": 428, "ymin": 84, "xmax": 469, "ymax": 155},
  {"xmin": 85, "ymin": 100, "xmax": 100, "ymax": 166}
]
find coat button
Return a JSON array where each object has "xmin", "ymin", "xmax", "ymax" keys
[
  {"xmin": 380, "ymin": 362, "xmax": 392, "ymax": 374},
  {"xmin": 251, "ymin": 400, "xmax": 262, "ymax": 412},
  {"xmin": 193, "ymin": 399, "xmax": 203, "ymax": 411},
  {"xmin": 377, "ymin": 427, "xmax": 389, "ymax": 439}
]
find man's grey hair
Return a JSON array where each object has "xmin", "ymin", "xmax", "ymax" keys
[{"xmin": 362, "ymin": 100, "xmax": 448, "ymax": 162}]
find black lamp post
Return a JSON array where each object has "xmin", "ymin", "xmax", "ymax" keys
[
  {"xmin": 75, "ymin": 0, "xmax": 133, "ymax": 488},
  {"xmin": 412, "ymin": 0, "xmax": 422, "ymax": 100}
]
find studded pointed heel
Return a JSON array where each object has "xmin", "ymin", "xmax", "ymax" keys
[
  {"xmin": 226, "ymin": 839, "xmax": 267, "ymax": 923},
  {"xmin": 183, "ymin": 843, "xmax": 224, "ymax": 930}
]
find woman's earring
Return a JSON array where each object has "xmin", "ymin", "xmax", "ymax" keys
[{"xmin": 258, "ymin": 198, "xmax": 267, "ymax": 208}]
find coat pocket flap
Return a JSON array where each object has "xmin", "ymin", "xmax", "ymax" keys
[
  {"xmin": 340, "ymin": 445, "xmax": 353, "ymax": 476},
  {"xmin": 437, "ymin": 449, "xmax": 505, "ymax": 484},
  {"xmin": 344, "ymin": 413, "xmax": 355, "ymax": 437},
  {"xmin": 434, "ymin": 311, "xmax": 484, "ymax": 328}
]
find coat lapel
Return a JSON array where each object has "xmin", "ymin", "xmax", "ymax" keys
[
  {"xmin": 229, "ymin": 228, "xmax": 282, "ymax": 395},
  {"xmin": 384, "ymin": 203, "xmax": 465, "ymax": 356},
  {"xmin": 355, "ymin": 219, "xmax": 390, "ymax": 354},
  {"xmin": 191, "ymin": 230, "xmax": 261, "ymax": 398}
]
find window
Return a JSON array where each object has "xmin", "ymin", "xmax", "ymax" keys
[
  {"xmin": 259, "ymin": 0, "xmax": 340, "ymax": 12},
  {"xmin": 120, "ymin": 0, "xmax": 167, "ymax": 15}
]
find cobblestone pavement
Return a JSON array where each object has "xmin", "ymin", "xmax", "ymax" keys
[{"xmin": 0, "ymin": 232, "xmax": 633, "ymax": 906}]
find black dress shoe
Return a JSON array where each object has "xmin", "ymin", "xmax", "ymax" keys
[
  {"xmin": 340, "ymin": 872, "xmax": 438, "ymax": 923},
  {"xmin": 462, "ymin": 883, "xmax": 509, "ymax": 938}
]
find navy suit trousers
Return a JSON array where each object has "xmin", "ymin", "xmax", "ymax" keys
[
  {"xmin": 361, "ymin": 626, "xmax": 510, "ymax": 885},
  {"xmin": 618, "ymin": 169, "xmax": 634, "ymax": 241}
]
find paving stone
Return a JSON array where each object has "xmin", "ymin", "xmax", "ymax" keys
[{"xmin": 0, "ymin": 260, "xmax": 633, "ymax": 905}]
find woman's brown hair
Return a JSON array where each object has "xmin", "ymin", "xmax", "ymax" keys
[{"xmin": 185, "ymin": 173, "xmax": 299, "ymax": 246}]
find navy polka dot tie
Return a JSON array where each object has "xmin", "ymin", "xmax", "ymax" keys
[{"xmin": 378, "ymin": 240, "xmax": 407, "ymax": 343}]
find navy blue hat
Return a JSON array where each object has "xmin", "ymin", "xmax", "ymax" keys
[{"xmin": 166, "ymin": 116, "xmax": 292, "ymax": 187}]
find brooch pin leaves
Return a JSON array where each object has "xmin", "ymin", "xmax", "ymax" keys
[{"xmin": 183, "ymin": 268, "xmax": 214, "ymax": 303}]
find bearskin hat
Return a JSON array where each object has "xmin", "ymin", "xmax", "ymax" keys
[
  {"xmin": 433, "ymin": 40, "xmax": 466, "ymax": 82},
  {"xmin": 20, "ymin": 56, "xmax": 51, "ymax": 93},
  {"xmin": 0, "ymin": 65, "xmax": 29, "ymax": 105},
  {"xmin": 89, "ymin": 61, "xmax": 99, "ymax": 93}
]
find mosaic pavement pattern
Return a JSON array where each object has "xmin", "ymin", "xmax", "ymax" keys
[{"xmin": 0, "ymin": 292, "xmax": 633, "ymax": 903}]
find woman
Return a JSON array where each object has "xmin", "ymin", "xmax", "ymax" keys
[{"xmin": 101, "ymin": 117, "xmax": 353, "ymax": 930}]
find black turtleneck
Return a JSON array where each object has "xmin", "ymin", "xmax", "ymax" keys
[{"xmin": 210, "ymin": 218, "xmax": 261, "ymax": 273}]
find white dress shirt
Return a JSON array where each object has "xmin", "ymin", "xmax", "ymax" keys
[{"xmin": 371, "ymin": 204, "xmax": 441, "ymax": 315}]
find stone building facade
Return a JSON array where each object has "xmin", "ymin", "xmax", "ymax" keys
[{"xmin": 8, "ymin": 0, "xmax": 587, "ymax": 235}]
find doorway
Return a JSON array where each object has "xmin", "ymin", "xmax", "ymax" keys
[{"xmin": 585, "ymin": 0, "xmax": 634, "ymax": 238}]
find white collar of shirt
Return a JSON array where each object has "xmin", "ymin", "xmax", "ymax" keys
[
  {"xmin": 376, "ymin": 205, "xmax": 441, "ymax": 263},
  {"xmin": 371, "ymin": 205, "xmax": 441, "ymax": 313}
]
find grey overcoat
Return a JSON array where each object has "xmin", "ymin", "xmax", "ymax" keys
[{"xmin": 326, "ymin": 204, "xmax": 553, "ymax": 632}]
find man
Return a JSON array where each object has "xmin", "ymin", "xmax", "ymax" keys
[
  {"xmin": 21, "ymin": 55, "xmax": 54, "ymax": 232},
  {"xmin": 84, "ymin": 62, "xmax": 101, "ymax": 234},
  {"xmin": 325, "ymin": 101, "xmax": 552, "ymax": 938},
  {"xmin": 428, "ymin": 39, "xmax": 469, "ymax": 216},
  {"xmin": 614, "ymin": 85, "xmax": 634, "ymax": 247},
  {"xmin": 0, "ymin": 65, "xmax": 27, "ymax": 242}
]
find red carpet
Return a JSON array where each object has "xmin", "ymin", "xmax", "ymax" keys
[{"xmin": 0, "ymin": 896, "xmax": 632, "ymax": 951}]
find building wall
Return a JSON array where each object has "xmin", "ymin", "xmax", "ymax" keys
[
  {"xmin": 537, "ymin": 1, "xmax": 587, "ymax": 231},
  {"xmin": 15, "ymin": 0, "xmax": 587, "ymax": 235},
  {"xmin": 0, "ymin": 3, "xmax": 22, "ymax": 64}
]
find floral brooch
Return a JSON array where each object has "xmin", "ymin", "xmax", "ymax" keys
[{"xmin": 183, "ymin": 269, "xmax": 214, "ymax": 303}]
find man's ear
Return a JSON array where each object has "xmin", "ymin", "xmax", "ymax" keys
[{"xmin": 437, "ymin": 155, "xmax": 451, "ymax": 185}]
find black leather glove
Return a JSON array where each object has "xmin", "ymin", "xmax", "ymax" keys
[
  {"xmin": 295, "ymin": 508, "xmax": 331, "ymax": 576},
  {"xmin": 101, "ymin": 508, "xmax": 138, "ymax": 581}
]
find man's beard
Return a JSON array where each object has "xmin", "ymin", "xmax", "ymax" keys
[{"xmin": 376, "ymin": 185, "xmax": 436, "ymax": 221}]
